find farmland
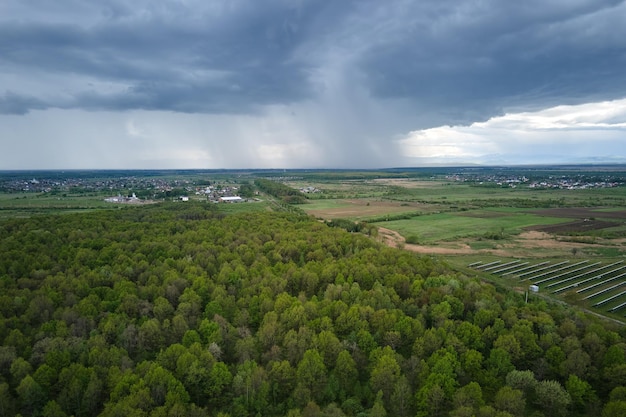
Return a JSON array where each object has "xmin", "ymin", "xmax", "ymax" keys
[
  {"xmin": 296, "ymin": 179, "xmax": 626, "ymax": 254},
  {"xmin": 288, "ymin": 167, "xmax": 626, "ymax": 322}
]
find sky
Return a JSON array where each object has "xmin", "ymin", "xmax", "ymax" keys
[{"xmin": 1, "ymin": 0, "xmax": 626, "ymax": 170}]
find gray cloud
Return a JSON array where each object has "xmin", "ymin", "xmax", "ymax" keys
[
  {"xmin": 1, "ymin": 0, "xmax": 626, "ymax": 168},
  {"xmin": 354, "ymin": 0, "xmax": 626, "ymax": 124},
  {"xmin": 3, "ymin": 0, "xmax": 624, "ymax": 119},
  {"xmin": 0, "ymin": 91, "xmax": 48, "ymax": 115}
]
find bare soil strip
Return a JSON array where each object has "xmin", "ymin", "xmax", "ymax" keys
[{"xmin": 531, "ymin": 207, "xmax": 626, "ymax": 219}]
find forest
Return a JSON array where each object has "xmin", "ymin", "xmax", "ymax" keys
[{"xmin": 1, "ymin": 202, "xmax": 626, "ymax": 417}]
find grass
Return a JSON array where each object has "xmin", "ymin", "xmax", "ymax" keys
[
  {"xmin": 381, "ymin": 209, "xmax": 570, "ymax": 244},
  {"xmin": 215, "ymin": 200, "xmax": 271, "ymax": 214},
  {"xmin": 0, "ymin": 192, "xmax": 119, "ymax": 209},
  {"xmin": 301, "ymin": 199, "xmax": 354, "ymax": 211},
  {"xmin": 0, "ymin": 193, "xmax": 118, "ymax": 220},
  {"xmin": 586, "ymin": 247, "xmax": 626, "ymax": 257},
  {"xmin": 468, "ymin": 241, "xmax": 500, "ymax": 250}
]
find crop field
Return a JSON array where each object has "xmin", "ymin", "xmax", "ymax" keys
[
  {"xmin": 470, "ymin": 259, "xmax": 626, "ymax": 321},
  {"xmin": 380, "ymin": 209, "xmax": 570, "ymax": 244},
  {"xmin": 0, "ymin": 193, "xmax": 115, "ymax": 219},
  {"xmin": 297, "ymin": 175, "xmax": 626, "ymax": 254},
  {"xmin": 303, "ymin": 198, "xmax": 427, "ymax": 220},
  {"xmin": 293, "ymin": 177, "xmax": 626, "ymax": 206}
]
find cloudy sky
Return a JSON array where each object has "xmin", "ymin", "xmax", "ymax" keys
[{"xmin": 1, "ymin": 0, "xmax": 626, "ymax": 169}]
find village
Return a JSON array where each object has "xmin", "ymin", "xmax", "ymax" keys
[{"xmin": 446, "ymin": 171, "xmax": 624, "ymax": 189}]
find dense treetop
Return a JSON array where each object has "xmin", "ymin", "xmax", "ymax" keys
[{"xmin": 0, "ymin": 203, "xmax": 625, "ymax": 416}]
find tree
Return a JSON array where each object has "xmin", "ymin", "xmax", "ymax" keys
[
  {"xmin": 370, "ymin": 348, "xmax": 401, "ymax": 407},
  {"xmin": 603, "ymin": 400, "xmax": 626, "ymax": 417},
  {"xmin": 178, "ymin": 357, "xmax": 210, "ymax": 405},
  {"xmin": 0, "ymin": 382, "xmax": 15, "ymax": 417},
  {"xmin": 207, "ymin": 362, "xmax": 232, "ymax": 408},
  {"xmin": 453, "ymin": 381, "xmax": 484, "ymax": 410},
  {"xmin": 416, "ymin": 383, "xmax": 446, "ymax": 417},
  {"xmin": 486, "ymin": 348, "xmax": 514, "ymax": 378},
  {"xmin": 545, "ymin": 345, "xmax": 566, "ymax": 378},
  {"xmin": 41, "ymin": 400, "xmax": 68, "ymax": 417},
  {"xmin": 370, "ymin": 391, "xmax": 388, "ymax": 417},
  {"xmin": 316, "ymin": 330, "xmax": 343, "ymax": 369},
  {"xmin": 296, "ymin": 349, "xmax": 327, "ymax": 404},
  {"xmin": 268, "ymin": 360, "xmax": 295, "ymax": 411},
  {"xmin": 390, "ymin": 376, "xmax": 413, "ymax": 417},
  {"xmin": 143, "ymin": 364, "xmax": 189, "ymax": 407},
  {"xmin": 10, "ymin": 356, "xmax": 32, "ymax": 386},
  {"xmin": 565, "ymin": 374, "xmax": 596, "ymax": 412},
  {"xmin": 603, "ymin": 344, "xmax": 626, "ymax": 368},
  {"xmin": 258, "ymin": 311, "xmax": 280, "ymax": 351},
  {"xmin": 83, "ymin": 371, "xmax": 104, "ymax": 416},
  {"xmin": 16, "ymin": 375, "xmax": 46, "ymax": 416},
  {"xmin": 493, "ymin": 386, "xmax": 525, "ymax": 417},
  {"xmin": 493, "ymin": 334, "xmax": 521, "ymax": 364},
  {"xmin": 505, "ymin": 370, "xmax": 536, "ymax": 394},
  {"xmin": 57, "ymin": 364, "xmax": 93, "ymax": 417},
  {"xmin": 333, "ymin": 350, "xmax": 358, "ymax": 400},
  {"xmin": 534, "ymin": 380, "xmax": 571, "ymax": 417},
  {"xmin": 455, "ymin": 321, "xmax": 484, "ymax": 351},
  {"xmin": 459, "ymin": 349, "xmax": 483, "ymax": 384},
  {"xmin": 232, "ymin": 360, "xmax": 269, "ymax": 415}
]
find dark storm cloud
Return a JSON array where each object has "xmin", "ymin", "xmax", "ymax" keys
[
  {"xmin": 0, "ymin": 91, "xmax": 48, "ymax": 115},
  {"xmin": 355, "ymin": 0, "xmax": 626, "ymax": 126},
  {"xmin": 2, "ymin": 0, "xmax": 625, "ymax": 123},
  {"xmin": 0, "ymin": 0, "xmax": 352, "ymax": 113}
]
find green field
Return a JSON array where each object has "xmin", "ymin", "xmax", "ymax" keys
[
  {"xmin": 0, "ymin": 193, "xmax": 115, "ymax": 219},
  {"xmin": 301, "ymin": 199, "xmax": 355, "ymax": 211},
  {"xmin": 292, "ymin": 176, "xmax": 626, "ymax": 208},
  {"xmin": 381, "ymin": 209, "xmax": 569, "ymax": 244}
]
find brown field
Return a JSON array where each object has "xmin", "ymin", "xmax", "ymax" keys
[
  {"xmin": 527, "ymin": 207, "xmax": 626, "ymax": 233},
  {"xmin": 531, "ymin": 207, "xmax": 626, "ymax": 219},
  {"xmin": 528, "ymin": 219, "xmax": 620, "ymax": 234},
  {"xmin": 370, "ymin": 178, "xmax": 442, "ymax": 188}
]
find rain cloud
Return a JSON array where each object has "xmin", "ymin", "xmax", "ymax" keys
[{"xmin": 1, "ymin": 0, "xmax": 626, "ymax": 168}]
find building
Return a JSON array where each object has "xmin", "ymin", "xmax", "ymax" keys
[{"xmin": 219, "ymin": 196, "xmax": 243, "ymax": 203}]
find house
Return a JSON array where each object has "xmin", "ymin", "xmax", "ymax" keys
[{"xmin": 219, "ymin": 196, "xmax": 243, "ymax": 203}]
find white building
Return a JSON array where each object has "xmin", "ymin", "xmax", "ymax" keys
[{"xmin": 219, "ymin": 196, "xmax": 243, "ymax": 203}]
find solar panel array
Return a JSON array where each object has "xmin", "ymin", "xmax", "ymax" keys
[{"xmin": 469, "ymin": 260, "xmax": 626, "ymax": 315}]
